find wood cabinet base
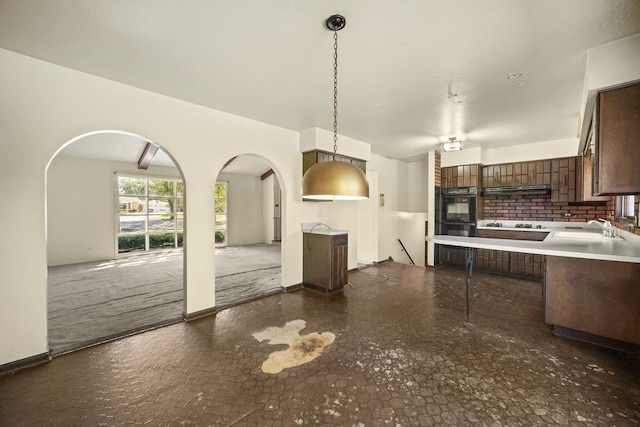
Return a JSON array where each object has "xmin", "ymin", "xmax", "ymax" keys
[
  {"xmin": 303, "ymin": 282, "xmax": 344, "ymax": 295},
  {"xmin": 545, "ymin": 256, "xmax": 640, "ymax": 346},
  {"xmin": 552, "ymin": 325, "xmax": 640, "ymax": 354},
  {"xmin": 303, "ymin": 232, "xmax": 348, "ymax": 293}
]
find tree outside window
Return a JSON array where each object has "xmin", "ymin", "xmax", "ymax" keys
[{"xmin": 215, "ymin": 183, "xmax": 227, "ymax": 246}]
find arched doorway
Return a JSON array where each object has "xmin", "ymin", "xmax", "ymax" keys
[
  {"xmin": 214, "ymin": 154, "xmax": 284, "ymax": 308},
  {"xmin": 46, "ymin": 131, "xmax": 186, "ymax": 355}
]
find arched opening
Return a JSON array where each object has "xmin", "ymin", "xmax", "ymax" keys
[
  {"xmin": 214, "ymin": 154, "xmax": 284, "ymax": 308},
  {"xmin": 46, "ymin": 131, "xmax": 186, "ymax": 355}
]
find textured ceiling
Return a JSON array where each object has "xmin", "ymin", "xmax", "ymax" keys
[{"xmin": 1, "ymin": 0, "xmax": 640, "ymax": 162}]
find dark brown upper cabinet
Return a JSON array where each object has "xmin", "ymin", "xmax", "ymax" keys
[
  {"xmin": 592, "ymin": 82, "xmax": 640, "ymax": 195},
  {"xmin": 482, "ymin": 163, "xmax": 513, "ymax": 188},
  {"xmin": 579, "ymin": 126, "xmax": 612, "ymax": 202},
  {"xmin": 482, "ymin": 160, "xmax": 550, "ymax": 189},
  {"xmin": 551, "ymin": 157, "xmax": 577, "ymax": 203},
  {"xmin": 302, "ymin": 150, "xmax": 366, "ymax": 176},
  {"xmin": 514, "ymin": 160, "xmax": 551, "ymax": 186},
  {"xmin": 441, "ymin": 164, "xmax": 479, "ymax": 188}
]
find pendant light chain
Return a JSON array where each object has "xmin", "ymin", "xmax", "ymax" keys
[
  {"xmin": 301, "ymin": 14, "xmax": 368, "ymax": 201},
  {"xmin": 333, "ymin": 30, "xmax": 339, "ymax": 160}
]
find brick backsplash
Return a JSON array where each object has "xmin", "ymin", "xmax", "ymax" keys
[{"xmin": 482, "ymin": 195, "xmax": 615, "ymax": 223}]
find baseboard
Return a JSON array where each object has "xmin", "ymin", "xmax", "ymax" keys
[
  {"xmin": 0, "ymin": 352, "xmax": 50, "ymax": 376},
  {"xmin": 282, "ymin": 283, "xmax": 304, "ymax": 292},
  {"xmin": 183, "ymin": 307, "xmax": 218, "ymax": 322},
  {"xmin": 51, "ymin": 317, "xmax": 184, "ymax": 357},
  {"xmin": 552, "ymin": 325, "xmax": 640, "ymax": 354},
  {"xmin": 303, "ymin": 283, "xmax": 345, "ymax": 295}
]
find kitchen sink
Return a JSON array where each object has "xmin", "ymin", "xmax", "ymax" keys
[{"xmin": 551, "ymin": 231, "xmax": 623, "ymax": 240}]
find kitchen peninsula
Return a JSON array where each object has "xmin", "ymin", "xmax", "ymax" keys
[{"xmin": 428, "ymin": 224, "xmax": 640, "ymax": 350}]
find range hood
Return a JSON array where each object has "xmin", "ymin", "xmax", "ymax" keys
[{"xmin": 482, "ymin": 184, "xmax": 552, "ymax": 196}]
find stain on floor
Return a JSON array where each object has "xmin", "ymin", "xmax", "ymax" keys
[{"xmin": 252, "ymin": 319, "xmax": 335, "ymax": 374}]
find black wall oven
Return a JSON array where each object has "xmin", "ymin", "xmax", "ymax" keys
[
  {"xmin": 441, "ymin": 222, "xmax": 477, "ymax": 237},
  {"xmin": 438, "ymin": 187, "xmax": 478, "ymax": 265},
  {"xmin": 440, "ymin": 187, "xmax": 478, "ymax": 236}
]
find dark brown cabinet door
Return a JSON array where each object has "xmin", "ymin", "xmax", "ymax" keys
[
  {"xmin": 535, "ymin": 160, "xmax": 552, "ymax": 185},
  {"xmin": 545, "ymin": 256, "xmax": 640, "ymax": 345},
  {"xmin": 331, "ymin": 242, "xmax": 348, "ymax": 289},
  {"xmin": 441, "ymin": 164, "xmax": 479, "ymax": 188},
  {"xmin": 483, "ymin": 163, "xmax": 514, "ymax": 187},
  {"xmin": 594, "ymin": 82, "xmax": 640, "ymax": 195},
  {"xmin": 580, "ymin": 137, "xmax": 612, "ymax": 202},
  {"xmin": 439, "ymin": 246, "xmax": 466, "ymax": 267},
  {"xmin": 302, "ymin": 150, "xmax": 366, "ymax": 176},
  {"xmin": 482, "ymin": 165, "xmax": 494, "ymax": 188},
  {"xmin": 303, "ymin": 233, "xmax": 348, "ymax": 293},
  {"xmin": 475, "ymin": 229, "xmax": 546, "ymax": 278},
  {"xmin": 551, "ymin": 157, "xmax": 577, "ymax": 202},
  {"xmin": 513, "ymin": 162, "xmax": 528, "ymax": 186}
]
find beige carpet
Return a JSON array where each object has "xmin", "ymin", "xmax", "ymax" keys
[{"xmin": 48, "ymin": 244, "xmax": 281, "ymax": 355}]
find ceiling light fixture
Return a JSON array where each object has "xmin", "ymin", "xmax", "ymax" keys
[
  {"xmin": 443, "ymin": 137, "xmax": 463, "ymax": 152},
  {"xmin": 301, "ymin": 14, "xmax": 369, "ymax": 201}
]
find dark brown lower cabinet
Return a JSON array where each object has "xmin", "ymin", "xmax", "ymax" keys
[
  {"xmin": 473, "ymin": 229, "xmax": 547, "ymax": 278},
  {"xmin": 545, "ymin": 256, "xmax": 640, "ymax": 346},
  {"xmin": 439, "ymin": 246, "xmax": 467, "ymax": 267},
  {"xmin": 440, "ymin": 245, "xmax": 543, "ymax": 278},
  {"xmin": 475, "ymin": 248, "xmax": 510, "ymax": 274},
  {"xmin": 303, "ymin": 232, "xmax": 348, "ymax": 294}
]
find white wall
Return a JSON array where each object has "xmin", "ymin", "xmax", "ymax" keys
[
  {"xmin": 407, "ymin": 160, "xmax": 427, "ymax": 213},
  {"xmin": 441, "ymin": 137, "xmax": 580, "ymax": 167},
  {"xmin": 47, "ymin": 155, "xmax": 180, "ymax": 266},
  {"xmin": 357, "ymin": 171, "xmax": 379, "ymax": 265},
  {"xmin": 397, "ymin": 211, "xmax": 428, "ymax": 266},
  {"xmin": 440, "ymin": 147, "xmax": 483, "ymax": 167},
  {"xmin": 0, "ymin": 47, "xmax": 431, "ymax": 367},
  {"xmin": 262, "ymin": 174, "xmax": 275, "ymax": 244},
  {"xmin": 367, "ymin": 154, "xmax": 427, "ymax": 264},
  {"xmin": 217, "ymin": 172, "xmax": 264, "ymax": 246},
  {"xmin": 581, "ymin": 33, "xmax": 640, "ymax": 117},
  {"xmin": 0, "ymin": 48, "xmax": 314, "ymax": 365},
  {"xmin": 579, "ymin": 33, "xmax": 640, "ymax": 151},
  {"xmin": 300, "ymin": 127, "xmax": 371, "ymax": 161}
]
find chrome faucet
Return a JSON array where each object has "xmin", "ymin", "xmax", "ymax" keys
[{"xmin": 588, "ymin": 218, "xmax": 615, "ymax": 237}]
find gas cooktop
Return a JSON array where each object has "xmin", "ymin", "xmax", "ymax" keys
[
  {"xmin": 484, "ymin": 222, "xmax": 546, "ymax": 229},
  {"xmin": 515, "ymin": 223, "xmax": 546, "ymax": 229}
]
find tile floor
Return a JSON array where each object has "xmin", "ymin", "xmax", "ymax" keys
[{"xmin": 1, "ymin": 262, "xmax": 639, "ymax": 426}]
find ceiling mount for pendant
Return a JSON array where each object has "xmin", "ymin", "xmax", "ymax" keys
[{"xmin": 325, "ymin": 14, "xmax": 346, "ymax": 31}]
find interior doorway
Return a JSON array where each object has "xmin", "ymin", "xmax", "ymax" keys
[
  {"xmin": 214, "ymin": 154, "xmax": 283, "ymax": 308},
  {"xmin": 46, "ymin": 131, "xmax": 185, "ymax": 355}
]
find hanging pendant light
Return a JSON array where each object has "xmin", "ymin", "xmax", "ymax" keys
[{"xmin": 302, "ymin": 14, "xmax": 369, "ymax": 201}]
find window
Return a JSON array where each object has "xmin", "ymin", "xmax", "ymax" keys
[
  {"xmin": 117, "ymin": 176, "xmax": 184, "ymax": 253},
  {"xmin": 615, "ymin": 195, "xmax": 635, "ymax": 219},
  {"xmin": 215, "ymin": 182, "xmax": 227, "ymax": 246}
]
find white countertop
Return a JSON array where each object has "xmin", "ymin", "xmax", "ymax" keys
[
  {"xmin": 301, "ymin": 222, "xmax": 349, "ymax": 235},
  {"xmin": 428, "ymin": 222, "xmax": 640, "ymax": 263}
]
